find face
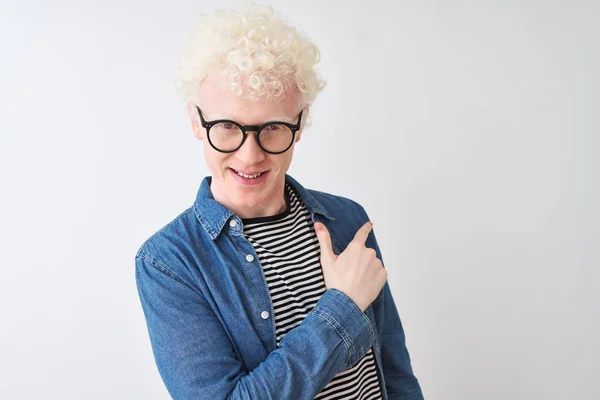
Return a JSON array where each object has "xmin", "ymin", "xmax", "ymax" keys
[{"xmin": 188, "ymin": 71, "xmax": 306, "ymax": 219}]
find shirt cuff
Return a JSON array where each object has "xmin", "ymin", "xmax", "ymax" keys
[{"xmin": 312, "ymin": 288, "xmax": 376, "ymax": 369}]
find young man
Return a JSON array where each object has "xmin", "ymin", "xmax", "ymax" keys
[{"xmin": 135, "ymin": 6, "xmax": 423, "ymax": 400}]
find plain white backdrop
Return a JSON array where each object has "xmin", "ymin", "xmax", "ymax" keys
[{"xmin": 1, "ymin": 0, "xmax": 598, "ymax": 399}]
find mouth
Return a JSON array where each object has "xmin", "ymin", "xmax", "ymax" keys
[
  {"xmin": 230, "ymin": 168, "xmax": 266, "ymax": 179},
  {"xmin": 228, "ymin": 168, "xmax": 269, "ymax": 185}
]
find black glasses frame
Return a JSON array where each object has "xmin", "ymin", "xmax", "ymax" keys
[{"xmin": 196, "ymin": 106, "xmax": 304, "ymax": 155}]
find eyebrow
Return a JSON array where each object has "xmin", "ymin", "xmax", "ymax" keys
[{"xmin": 204, "ymin": 114, "xmax": 296, "ymax": 124}]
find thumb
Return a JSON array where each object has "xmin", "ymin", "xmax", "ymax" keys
[{"xmin": 314, "ymin": 222, "xmax": 336, "ymax": 267}]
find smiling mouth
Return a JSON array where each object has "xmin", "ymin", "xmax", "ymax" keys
[{"xmin": 230, "ymin": 168, "xmax": 267, "ymax": 179}]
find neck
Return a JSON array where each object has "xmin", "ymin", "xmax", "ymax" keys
[{"xmin": 210, "ymin": 180, "xmax": 287, "ymax": 220}]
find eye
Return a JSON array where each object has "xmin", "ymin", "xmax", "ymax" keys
[
  {"xmin": 265, "ymin": 124, "xmax": 281, "ymax": 131},
  {"xmin": 217, "ymin": 122, "xmax": 237, "ymax": 130}
]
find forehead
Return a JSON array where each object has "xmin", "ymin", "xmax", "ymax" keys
[{"xmin": 196, "ymin": 72, "xmax": 302, "ymax": 124}]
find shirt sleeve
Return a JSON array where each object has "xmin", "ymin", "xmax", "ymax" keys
[
  {"xmin": 135, "ymin": 253, "xmax": 375, "ymax": 400},
  {"xmin": 366, "ymin": 225, "xmax": 425, "ymax": 400}
]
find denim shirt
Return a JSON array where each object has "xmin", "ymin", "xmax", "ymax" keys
[{"xmin": 135, "ymin": 174, "xmax": 424, "ymax": 400}]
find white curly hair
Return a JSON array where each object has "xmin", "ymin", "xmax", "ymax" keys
[{"xmin": 173, "ymin": 4, "xmax": 326, "ymax": 111}]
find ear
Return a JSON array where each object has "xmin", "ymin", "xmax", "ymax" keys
[
  {"xmin": 187, "ymin": 100, "xmax": 203, "ymax": 140},
  {"xmin": 294, "ymin": 105, "xmax": 309, "ymax": 143}
]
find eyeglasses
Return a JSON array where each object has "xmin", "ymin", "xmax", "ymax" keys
[{"xmin": 196, "ymin": 106, "xmax": 303, "ymax": 154}]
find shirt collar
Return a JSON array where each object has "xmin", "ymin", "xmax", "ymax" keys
[{"xmin": 193, "ymin": 174, "xmax": 335, "ymax": 240}]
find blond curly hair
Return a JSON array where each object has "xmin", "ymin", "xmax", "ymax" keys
[{"xmin": 173, "ymin": 5, "xmax": 326, "ymax": 108}]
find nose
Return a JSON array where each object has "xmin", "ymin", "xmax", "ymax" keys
[{"xmin": 235, "ymin": 130, "xmax": 266, "ymax": 164}]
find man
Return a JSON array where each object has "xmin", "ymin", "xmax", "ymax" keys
[{"xmin": 135, "ymin": 5, "xmax": 423, "ymax": 400}]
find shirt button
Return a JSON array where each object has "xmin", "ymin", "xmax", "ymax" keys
[
  {"xmin": 229, "ymin": 220, "xmax": 237, "ymax": 228},
  {"xmin": 246, "ymin": 254, "xmax": 254, "ymax": 262},
  {"xmin": 261, "ymin": 311, "xmax": 270, "ymax": 319}
]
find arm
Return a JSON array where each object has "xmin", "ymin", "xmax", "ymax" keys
[
  {"xmin": 367, "ymin": 228, "xmax": 425, "ymax": 399},
  {"xmin": 135, "ymin": 254, "xmax": 375, "ymax": 400}
]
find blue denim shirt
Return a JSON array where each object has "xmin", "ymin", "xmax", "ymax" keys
[{"xmin": 135, "ymin": 174, "xmax": 424, "ymax": 399}]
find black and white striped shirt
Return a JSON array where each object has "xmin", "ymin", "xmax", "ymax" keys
[{"xmin": 242, "ymin": 183, "xmax": 383, "ymax": 400}]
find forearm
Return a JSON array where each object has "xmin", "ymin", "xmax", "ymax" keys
[
  {"xmin": 136, "ymin": 254, "xmax": 375, "ymax": 399},
  {"xmin": 225, "ymin": 289, "xmax": 375, "ymax": 399}
]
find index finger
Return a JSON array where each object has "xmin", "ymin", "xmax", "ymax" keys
[{"xmin": 352, "ymin": 221, "xmax": 373, "ymax": 245}]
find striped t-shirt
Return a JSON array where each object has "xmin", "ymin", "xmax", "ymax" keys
[{"xmin": 241, "ymin": 183, "xmax": 383, "ymax": 400}]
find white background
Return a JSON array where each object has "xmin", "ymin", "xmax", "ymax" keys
[{"xmin": 1, "ymin": 0, "xmax": 598, "ymax": 399}]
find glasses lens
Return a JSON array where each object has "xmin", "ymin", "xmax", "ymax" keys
[
  {"xmin": 259, "ymin": 124, "xmax": 294, "ymax": 153},
  {"xmin": 209, "ymin": 122, "xmax": 244, "ymax": 151}
]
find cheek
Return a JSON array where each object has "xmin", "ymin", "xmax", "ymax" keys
[
  {"xmin": 268, "ymin": 153, "xmax": 293, "ymax": 174},
  {"xmin": 281, "ymin": 148, "xmax": 295, "ymax": 166},
  {"xmin": 202, "ymin": 144, "xmax": 213, "ymax": 166},
  {"xmin": 202, "ymin": 144, "xmax": 229, "ymax": 171}
]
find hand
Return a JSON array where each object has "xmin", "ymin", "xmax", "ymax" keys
[{"xmin": 314, "ymin": 221, "xmax": 387, "ymax": 312}]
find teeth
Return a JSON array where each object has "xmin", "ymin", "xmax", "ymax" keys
[{"xmin": 236, "ymin": 170, "xmax": 263, "ymax": 179}]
